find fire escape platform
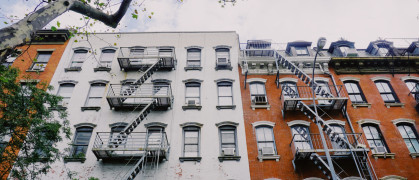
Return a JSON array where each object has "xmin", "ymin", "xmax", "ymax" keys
[
  {"xmin": 117, "ymin": 47, "xmax": 176, "ymax": 71},
  {"xmin": 92, "ymin": 132, "xmax": 169, "ymax": 160},
  {"xmin": 106, "ymin": 83, "xmax": 173, "ymax": 110}
]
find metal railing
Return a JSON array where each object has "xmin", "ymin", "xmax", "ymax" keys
[
  {"xmin": 118, "ymin": 47, "xmax": 175, "ymax": 60},
  {"xmin": 107, "ymin": 84, "xmax": 172, "ymax": 99},
  {"xmin": 280, "ymin": 85, "xmax": 347, "ymax": 101},
  {"xmin": 93, "ymin": 132, "xmax": 169, "ymax": 152},
  {"xmin": 290, "ymin": 133, "xmax": 367, "ymax": 156}
]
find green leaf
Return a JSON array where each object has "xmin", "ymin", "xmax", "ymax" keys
[
  {"xmin": 98, "ymin": 3, "xmax": 105, "ymax": 6},
  {"xmin": 51, "ymin": 26, "xmax": 57, "ymax": 31},
  {"xmin": 132, "ymin": 13, "xmax": 138, "ymax": 19},
  {"xmin": 33, "ymin": 58, "xmax": 38, "ymax": 62},
  {"xmin": 3, "ymin": 22, "xmax": 8, "ymax": 24},
  {"xmin": 57, "ymin": 21, "xmax": 60, "ymax": 27},
  {"xmin": 74, "ymin": 40, "xmax": 78, "ymax": 42},
  {"xmin": 84, "ymin": 17, "xmax": 89, "ymax": 19},
  {"xmin": 151, "ymin": 12, "xmax": 154, "ymax": 15}
]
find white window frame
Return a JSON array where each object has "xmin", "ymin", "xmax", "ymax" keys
[
  {"xmin": 30, "ymin": 51, "xmax": 53, "ymax": 71},
  {"xmin": 187, "ymin": 48, "xmax": 201, "ymax": 67},
  {"xmin": 84, "ymin": 83, "xmax": 106, "ymax": 107},
  {"xmin": 70, "ymin": 49, "xmax": 88, "ymax": 68},
  {"xmin": 99, "ymin": 49, "xmax": 116, "ymax": 68}
]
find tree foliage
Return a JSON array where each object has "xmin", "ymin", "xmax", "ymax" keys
[{"xmin": 0, "ymin": 65, "xmax": 71, "ymax": 180}]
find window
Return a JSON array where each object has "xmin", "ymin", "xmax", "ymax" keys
[
  {"xmin": 187, "ymin": 48, "xmax": 201, "ymax": 67},
  {"xmin": 219, "ymin": 126, "xmax": 237, "ymax": 156},
  {"xmin": 397, "ymin": 124, "xmax": 419, "ymax": 153},
  {"xmin": 217, "ymin": 81, "xmax": 233, "ymax": 106},
  {"xmin": 280, "ymin": 81, "xmax": 299, "ymax": 98},
  {"xmin": 57, "ymin": 83, "xmax": 75, "ymax": 106},
  {"xmin": 72, "ymin": 127, "xmax": 93, "ymax": 156},
  {"xmin": 183, "ymin": 126, "xmax": 200, "ymax": 157},
  {"xmin": 99, "ymin": 49, "xmax": 115, "ymax": 67},
  {"xmin": 374, "ymin": 80, "xmax": 399, "ymax": 103},
  {"xmin": 295, "ymin": 46, "xmax": 309, "ymax": 56},
  {"xmin": 362, "ymin": 125, "xmax": 388, "ymax": 153},
  {"xmin": 249, "ymin": 82, "xmax": 268, "ymax": 104},
  {"xmin": 215, "ymin": 48, "xmax": 230, "ymax": 65},
  {"xmin": 70, "ymin": 49, "xmax": 87, "ymax": 68},
  {"xmin": 315, "ymin": 81, "xmax": 332, "ymax": 105},
  {"xmin": 85, "ymin": 83, "xmax": 106, "ymax": 107},
  {"xmin": 344, "ymin": 81, "xmax": 367, "ymax": 103},
  {"xmin": 377, "ymin": 47, "xmax": 389, "ymax": 56},
  {"xmin": 405, "ymin": 80, "xmax": 419, "ymax": 99},
  {"xmin": 185, "ymin": 82, "xmax": 201, "ymax": 105},
  {"xmin": 291, "ymin": 125, "xmax": 312, "ymax": 150},
  {"xmin": 147, "ymin": 127, "xmax": 165, "ymax": 149},
  {"xmin": 109, "ymin": 124, "xmax": 127, "ymax": 148},
  {"xmin": 30, "ymin": 51, "xmax": 52, "ymax": 71},
  {"xmin": 255, "ymin": 126, "xmax": 276, "ymax": 155},
  {"xmin": 329, "ymin": 124, "xmax": 349, "ymax": 154}
]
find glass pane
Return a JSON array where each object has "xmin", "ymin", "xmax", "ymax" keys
[
  {"xmin": 404, "ymin": 139, "xmax": 415, "ymax": 153},
  {"xmin": 219, "ymin": 97, "xmax": 233, "ymax": 106},
  {"xmin": 72, "ymin": 52, "xmax": 86, "ymax": 62},
  {"xmin": 37, "ymin": 53, "xmax": 52, "ymax": 62},
  {"xmin": 367, "ymin": 140, "xmax": 376, "ymax": 148},
  {"xmin": 363, "ymin": 126, "xmax": 372, "ymax": 139},
  {"xmin": 187, "ymin": 60, "xmax": 200, "ymax": 66},
  {"xmin": 398, "ymin": 126, "xmax": 408, "ymax": 138},
  {"xmin": 101, "ymin": 51, "xmax": 115, "ymax": 62},
  {"xmin": 184, "ymin": 145, "xmax": 198, "ymax": 157},
  {"xmin": 89, "ymin": 85, "xmax": 106, "ymax": 97},
  {"xmin": 221, "ymin": 130, "xmax": 235, "ymax": 144},
  {"xmin": 75, "ymin": 131, "xmax": 92, "ymax": 145},
  {"xmin": 404, "ymin": 125, "xmax": 417, "ymax": 138},
  {"xmin": 375, "ymin": 83, "xmax": 385, "ymax": 93},
  {"xmin": 58, "ymin": 85, "xmax": 75, "ymax": 98},
  {"xmin": 86, "ymin": 98, "xmax": 101, "ymax": 106},
  {"xmin": 187, "ymin": 51, "xmax": 201, "ymax": 60},
  {"xmin": 184, "ymin": 131, "xmax": 198, "ymax": 144},
  {"xmin": 412, "ymin": 139, "xmax": 419, "ymax": 153},
  {"xmin": 256, "ymin": 127, "xmax": 265, "ymax": 141},
  {"xmin": 218, "ymin": 86, "xmax": 232, "ymax": 96},
  {"xmin": 263, "ymin": 127, "xmax": 273, "ymax": 141},
  {"xmin": 186, "ymin": 87, "xmax": 200, "ymax": 97},
  {"xmin": 249, "ymin": 84, "xmax": 257, "ymax": 95}
]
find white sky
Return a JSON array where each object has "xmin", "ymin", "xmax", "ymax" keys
[{"xmin": 1, "ymin": 0, "xmax": 419, "ymax": 48}]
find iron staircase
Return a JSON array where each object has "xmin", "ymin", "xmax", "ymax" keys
[{"xmin": 277, "ymin": 54, "xmax": 376, "ymax": 180}]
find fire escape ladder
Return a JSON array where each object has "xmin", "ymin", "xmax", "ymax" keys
[
  {"xmin": 135, "ymin": 58, "xmax": 163, "ymax": 85},
  {"xmin": 310, "ymin": 153, "xmax": 337, "ymax": 180},
  {"xmin": 121, "ymin": 101, "xmax": 155, "ymax": 138},
  {"xmin": 125, "ymin": 153, "xmax": 148, "ymax": 180}
]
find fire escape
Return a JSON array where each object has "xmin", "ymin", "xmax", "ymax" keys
[
  {"xmin": 92, "ymin": 46, "xmax": 176, "ymax": 180},
  {"xmin": 242, "ymin": 41, "xmax": 377, "ymax": 180}
]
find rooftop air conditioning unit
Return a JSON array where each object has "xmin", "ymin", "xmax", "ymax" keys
[
  {"xmin": 222, "ymin": 148, "xmax": 235, "ymax": 156},
  {"xmin": 343, "ymin": 48, "xmax": 358, "ymax": 57},
  {"xmin": 261, "ymin": 147, "xmax": 274, "ymax": 156}
]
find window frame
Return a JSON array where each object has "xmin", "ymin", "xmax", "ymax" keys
[
  {"xmin": 30, "ymin": 51, "xmax": 53, "ymax": 71},
  {"xmin": 215, "ymin": 48, "xmax": 230, "ymax": 65},
  {"xmin": 219, "ymin": 125, "xmax": 238, "ymax": 156},
  {"xmin": 249, "ymin": 82, "xmax": 268, "ymax": 104},
  {"xmin": 185, "ymin": 82, "xmax": 201, "ymax": 105},
  {"xmin": 57, "ymin": 83, "xmax": 75, "ymax": 106},
  {"xmin": 344, "ymin": 81, "xmax": 367, "ymax": 104},
  {"xmin": 290, "ymin": 125, "xmax": 312, "ymax": 150},
  {"xmin": 280, "ymin": 81, "xmax": 299, "ymax": 98},
  {"xmin": 84, "ymin": 83, "xmax": 106, "ymax": 107},
  {"xmin": 396, "ymin": 123, "xmax": 419, "ymax": 153},
  {"xmin": 374, "ymin": 80, "xmax": 399, "ymax": 103},
  {"xmin": 70, "ymin": 49, "xmax": 88, "ymax": 68},
  {"xmin": 72, "ymin": 126, "xmax": 93, "ymax": 157},
  {"xmin": 405, "ymin": 80, "xmax": 419, "ymax": 99},
  {"xmin": 182, "ymin": 126, "xmax": 200, "ymax": 158},
  {"xmin": 186, "ymin": 48, "xmax": 201, "ymax": 67},
  {"xmin": 217, "ymin": 81, "xmax": 233, "ymax": 106},
  {"xmin": 362, "ymin": 124, "xmax": 390, "ymax": 153},
  {"xmin": 99, "ymin": 49, "xmax": 116, "ymax": 68},
  {"xmin": 255, "ymin": 125, "xmax": 277, "ymax": 155}
]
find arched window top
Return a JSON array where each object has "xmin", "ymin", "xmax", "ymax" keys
[
  {"xmin": 183, "ymin": 79, "xmax": 203, "ymax": 83},
  {"xmin": 109, "ymin": 122, "xmax": 128, "ymax": 128},
  {"xmin": 379, "ymin": 175, "xmax": 407, "ymax": 180},
  {"xmin": 74, "ymin": 123, "xmax": 96, "ymax": 129},
  {"xmin": 340, "ymin": 77, "xmax": 360, "ymax": 82},
  {"xmin": 213, "ymin": 45, "xmax": 232, "ymax": 50},
  {"xmin": 130, "ymin": 46, "xmax": 146, "ymax": 49},
  {"xmin": 252, "ymin": 121, "xmax": 275, "ymax": 128},
  {"xmin": 157, "ymin": 46, "xmax": 174, "ymax": 50},
  {"xmin": 401, "ymin": 76, "xmax": 419, "ymax": 82},
  {"xmin": 73, "ymin": 47, "xmax": 90, "ymax": 51},
  {"xmin": 180, "ymin": 122, "xmax": 203, "ymax": 128},
  {"xmin": 371, "ymin": 76, "xmax": 391, "ymax": 82},
  {"xmin": 357, "ymin": 119, "xmax": 380, "ymax": 126},
  {"xmin": 88, "ymin": 79, "xmax": 109, "ymax": 84},
  {"xmin": 391, "ymin": 118, "xmax": 415, "ymax": 125},
  {"xmin": 185, "ymin": 46, "xmax": 203, "ymax": 50},
  {"xmin": 216, "ymin": 121, "xmax": 239, "ymax": 127},
  {"xmin": 314, "ymin": 77, "xmax": 330, "ymax": 83},
  {"xmin": 100, "ymin": 46, "xmax": 118, "ymax": 51},
  {"xmin": 214, "ymin": 78, "xmax": 235, "ymax": 83},
  {"xmin": 58, "ymin": 80, "xmax": 78, "ymax": 85},
  {"xmin": 287, "ymin": 120, "xmax": 310, "ymax": 127},
  {"xmin": 278, "ymin": 78, "xmax": 298, "ymax": 83},
  {"xmin": 144, "ymin": 122, "xmax": 168, "ymax": 128},
  {"xmin": 247, "ymin": 78, "xmax": 267, "ymax": 84},
  {"xmin": 120, "ymin": 79, "xmax": 136, "ymax": 84},
  {"xmin": 325, "ymin": 120, "xmax": 346, "ymax": 126}
]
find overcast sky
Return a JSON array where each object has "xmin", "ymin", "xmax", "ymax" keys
[{"xmin": 1, "ymin": 0, "xmax": 419, "ymax": 48}]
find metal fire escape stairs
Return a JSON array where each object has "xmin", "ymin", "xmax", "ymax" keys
[
  {"xmin": 275, "ymin": 53, "xmax": 377, "ymax": 180},
  {"xmin": 114, "ymin": 58, "xmax": 169, "ymax": 180}
]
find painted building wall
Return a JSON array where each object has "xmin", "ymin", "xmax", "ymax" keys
[{"xmin": 44, "ymin": 32, "xmax": 250, "ymax": 180}]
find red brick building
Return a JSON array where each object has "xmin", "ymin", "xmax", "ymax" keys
[{"xmin": 239, "ymin": 39, "xmax": 419, "ymax": 180}]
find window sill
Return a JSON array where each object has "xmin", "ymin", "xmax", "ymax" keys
[
  {"xmin": 179, "ymin": 157, "xmax": 202, "ymax": 162},
  {"xmin": 49, "ymin": 106, "xmax": 67, "ymax": 111},
  {"xmin": 215, "ymin": 65, "xmax": 233, "ymax": 71},
  {"xmin": 352, "ymin": 103, "xmax": 372, "ymax": 109},
  {"xmin": 384, "ymin": 103, "xmax": 405, "ymax": 108},
  {"xmin": 216, "ymin": 105, "xmax": 236, "ymax": 110},
  {"xmin": 409, "ymin": 152, "xmax": 419, "ymax": 159},
  {"xmin": 81, "ymin": 106, "xmax": 101, "ymax": 111},
  {"xmin": 218, "ymin": 156, "xmax": 241, "ymax": 162},
  {"xmin": 257, "ymin": 155, "xmax": 280, "ymax": 162},
  {"xmin": 251, "ymin": 104, "xmax": 271, "ymax": 110},
  {"xmin": 371, "ymin": 152, "xmax": 395, "ymax": 159},
  {"xmin": 65, "ymin": 67, "xmax": 82, "ymax": 72},
  {"xmin": 182, "ymin": 105, "xmax": 202, "ymax": 111},
  {"xmin": 184, "ymin": 67, "xmax": 202, "ymax": 71},
  {"xmin": 64, "ymin": 157, "xmax": 86, "ymax": 163},
  {"xmin": 94, "ymin": 67, "xmax": 111, "ymax": 72},
  {"xmin": 26, "ymin": 70, "xmax": 44, "ymax": 72}
]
